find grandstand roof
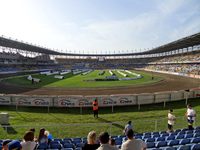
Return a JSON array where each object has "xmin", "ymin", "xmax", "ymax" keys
[{"xmin": 0, "ymin": 32, "xmax": 200, "ymax": 56}]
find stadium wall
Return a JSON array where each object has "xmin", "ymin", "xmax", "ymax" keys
[{"xmin": 0, "ymin": 89, "xmax": 199, "ymax": 108}]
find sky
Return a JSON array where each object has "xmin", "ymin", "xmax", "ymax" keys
[{"xmin": 0, "ymin": 0, "xmax": 200, "ymax": 54}]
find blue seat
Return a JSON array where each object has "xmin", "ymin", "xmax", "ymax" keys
[
  {"xmin": 176, "ymin": 134, "xmax": 185, "ymax": 139},
  {"xmin": 37, "ymin": 143, "xmax": 48, "ymax": 149},
  {"xmin": 161, "ymin": 133, "xmax": 169, "ymax": 137},
  {"xmin": 50, "ymin": 143, "xmax": 62, "ymax": 149},
  {"xmin": 165, "ymin": 147, "xmax": 177, "ymax": 150},
  {"xmin": 175, "ymin": 129, "xmax": 181, "ymax": 133},
  {"xmin": 152, "ymin": 132, "xmax": 160, "ymax": 135},
  {"xmin": 115, "ymin": 140, "xmax": 122, "ymax": 145},
  {"xmin": 186, "ymin": 130, "xmax": 194, "ymax": 134},
  {"xmin": 153, "ymin": 134, "xmax": 160, "ymax": 138},
  {"xmin": 195, "ymin": 126, "xmax": 200, "ymax": 130},
  {"xmin": 191, "ymin": 144, "xmax": 200, "ymax": 150},
  {"xmin": 53, "ymin": 138, "xmax": 62, "ymax": 142},
  {"xmin": 157, "ymin": 137, "xmax": 166, "ymax": 142},
  {"xmin": 146, "ymin": 138, "xmax": 155, "ymax": 142},
  {"xmin": 191, "ymin": 138, "xmax": 200, "ymax": 143},
  {"xmin": 135, "ymin": 135, "xmax": 143, "ymax": 139},
  {"xmin": 147, "ymin": 142, "xmax": 155, "ymax": 148},
  {"xmin": 177, "ymin": 145, "xmax": 191, "ymax": 150},
  {"xmin": 143, "ymin": 135, "xmax": 152, "ymax": 139},
  {"xmin": 156, "ymin": 141, "xmax": 167, "ymax": 148},
  {"xmin": 168, "ymin": 140, "xmax": 180, "ymax": 146},
  {"xmin": 179, "ymin": 139, "xmax": 191, "ymax": 145},
  {"xmin": 63, "ymin": 143, "xmax": 74, "ymax": 149},
  {"xmin": 167, "ymin": 136, "xmax": 175, "ymax": 141},
  {"xmin": 76, "ymin": 143, "xmax": 84, "ymax": 148},
  {"xmin": 185, "ymin": 134, "xmax": 193, "ymax": 139},
  {"xmin": 194, "ymin": 133, "xmax": 200, "ymax": 138},
  {"xmin": 62, "ymin": 148, "xmax": 73, "ymax": 150}
]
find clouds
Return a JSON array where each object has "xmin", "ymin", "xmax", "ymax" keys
[{"xmin": 0, "ymin": 0, "xmax": 199, "ymax": 54}]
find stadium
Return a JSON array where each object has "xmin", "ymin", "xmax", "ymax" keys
[{"xmin": 0, "ymin": 0, "xmax": 200, "ymax": 150}]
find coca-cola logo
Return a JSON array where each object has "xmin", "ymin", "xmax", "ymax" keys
[
  {"xmin": 79, "ymin": 99, "xmax": 92, "ymax": 106},
  {"xmin": 59, "ymin": 99, "xmax": 75, "ymax": 106},
  {"xmin": 103, "ymin": 99, "xmax": 116, "ymax": 105},
  {"xmin": 33, "ymin": 99, "xmax": 49, "ymax": 106},
  {"xmin": 18, "ymin": 98, "xmax": 31, "ymax": 105},
  {"xmin": 0, "ymin": 98, "xmax": 10, "ymax": 104},
  {"xmin": 120, "ymin": 98, "xmax": 132, "ymax": 104}
]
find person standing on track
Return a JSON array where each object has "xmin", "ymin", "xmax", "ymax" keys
[{"xmin": 93, "ymin": 98, "xmax": 99, "ymax": 118}]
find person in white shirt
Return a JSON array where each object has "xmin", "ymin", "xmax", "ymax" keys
[
  {"xmin": 185, "ymin": 104, "xmax": 196, "ymax": 130},
  {"xmin": 124, "ymin": 121, "xmax": 133, "ymax": 136},
  {"xmin": 121, "ymin": 129, "xmax": 146, "ymax": 150},
  {"xmin": 21, "ymin": 131, "xmax": 37, "ymax": 150},
  {"xmin": 167, "ymin": 109, "xmax": 176, "ymax": 132}
]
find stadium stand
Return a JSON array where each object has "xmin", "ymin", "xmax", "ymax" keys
[{"xmin": 0, "ymin": 127, "xmax": 200, "ymax": 150}]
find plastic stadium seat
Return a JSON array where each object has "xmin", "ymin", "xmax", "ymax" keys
[
  {"xmin": 37, "ymin": 143, "xmax": 48, "ymax": 149},
  {"xmin": 167, "ymin": 136, "xmax": 176, "ymax": 141},
  {"xmin": 177, "ymin": 145, "xmax": 191, "ymax": 150},
  {"xmin": 179, "ymin": 139, "xmax": 191, "ymax": 145},
  {"xmin": 143, "ymin": 135, "xmax": 152, "ymax": 139},
  {"xmin": 146, "ymin": 138, "xmax": 155, "ymax": 142},
  {"xmin": 160, "ymin": 131, "xmax": 167, "ymax": 134},
  {"xmin": 165, "ymin": 147, "xmax": 177, "ymax": 150},
  {"xmin": 176, "ymin": 134, "xmax": 185, "ymax": 139},
  {"xmin": 147, "ymin": 142, "xmax": 155, "ymax": 148},
  {"xmin": 62, "ymin": 148, "xmax": 73, "ymax": 150},
  {"xmin": 181, "ymin": 129, "xmax": 188, "ymax": 132},
  {"xmin": 115, "ymin": 140, "xmax": 122, "ymax": 145},
  {"xmin": 153, "ymin": 134, "xmax": 160, "ymax": 138},
  {"xmin": 152, "ymin": 132, "xmax": 160, "ymax": 135},
  {"xmin": 145, "ymin": 132, "xmax": 152, "ymax": 136},
  {"xmin": 191, "ymin": 144, "xmax": 200, "ymax": 150},
  {"xmin": 194, "ymin": 130, "xmax": 200, "ymax": 134},
  {"xmin": 194, "ymin": 133, "xmax": 200, "ymax": 138},
  {"xmin": 49, "ymin": 143, "xmax": 62, "ymax": 149},
  {"xmin": 156, "ymin": 137, "xmax": 166, "ymax": 142},
  {"xmin": 186, "ymin": 130, "xmax": 194, "ymax": 134},
  {"xmin": 135, "ymin": 133, "xmax": 143, "ymax": 137},
  {"xmin": 63, "ymin": 143, "xmax": 74, "ymax": 149},
  {"xmin": 76, "ymin": 143, "xmax": 85, "ymax": 148},
  {"xmin": 53, "ymin": 138, "xmax": 62, "ymax": 142},
  {"xmin": 168, "ymin": 140, "xmax": 180, "ymax": 146},
  {"xmin": 156, "ymin": 141, "xmax": 168, "ymax": 148},
  {"xmin": 161, "ymin": 133, "xmax": 169, "ymax": 137},
  {"xmin": 185, "ymin": 134, "xmax": 193, "ymax": 139},
  {"xmin": 195, "ymin": 126, "xmax": 200, "ymax": 130},
  {"xmin": 191, "ymin": 138, "xmax": 200, "ymax": 144},
  {"xmin": 135, "ymin": 135, "xmax": 143, "ymax": 139},
  {"xmin": 175, "ymin": 129, "xmax": 182, "ymax": 133},
  {"xmin": 170, "ymin": 132, "xmax": 178, "ymax": 136}
]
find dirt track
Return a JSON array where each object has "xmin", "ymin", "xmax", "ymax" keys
[{"xmin": 0, "ymin": 71, "xmax": 199, "ymax": 96}]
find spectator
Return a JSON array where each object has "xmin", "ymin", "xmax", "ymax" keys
[
  {"xmin": 167, "ymin": 109, "xmax": 176, "ymax": 133},
  {"xmin": 38, "ymin": 128, "xmax": 48, "ymax": 144},
  {"xmin": 44, "ymin": 130, "xmax": 53, "ymax": 144},
  {"xmin": 2, "ymin": 140, "xmax": 12, "ymax": 150},
  {"xmin": 21, "ymin": 131, "xmax": 37, "ymax": 150},
  {"xmin": 97, "ymin": 132, "xmax": 116, "ymax": 150},
  {"xmin": 109, "ymin": 138, "xmax": 118, "ymax": 150},
  {"xmin": 185, "ymin": 104, "xmax": 196, "ymax": 130},
  {"xmin": 123, "ymin": 121, "xmax": 133, "ymax": 135},
  {"xmin": 121, "ymin": 129, "xmax": 146, "ymax": 150},
  {"xmin": 82, "ymin": 131, "xmax": 100, "ymax": 150},
  {"xmin": 29, "ymin": 128, "xmax": 37, "ymax": 141}
]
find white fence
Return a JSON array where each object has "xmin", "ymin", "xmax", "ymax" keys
[{"xmin": 0, "ymin": 88, "xmax": 200, "ymax": 109}]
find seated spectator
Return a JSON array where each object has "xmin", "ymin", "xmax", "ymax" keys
[
  {"xmin": 97, "ymin": 132, "xmax": 116, "ymax": 150},
  {"xmin": 109, "ymin": 138, "xmax": 119, "ymax": 150},
  {"xmin": 121, "ymin": 129, "xmax": 146, "ymax": 150},
  {"xmin": 82, "ymin": 131, "xmax": 100, "ymax": 150},
  {"xmin": 44, "ymin": 130, "xmax": 53, "ymax": 144},
  {"xmin": 38, "ymin": 128, "xmax": 48, "ymax": 144},
  {"xmin": 29, "ymin": 128, "xmax": 37, "ymax": 141},
  {"xmin": 2, "ymin": 139, "xmax": 12, "ymax": 150},
  {"xmin": 21, "ymin": 131, "xmax": 37, "ymax": 150}
]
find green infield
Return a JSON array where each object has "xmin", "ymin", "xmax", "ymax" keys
[
  {"xmin": 2, "ymin": 70, "xmax": 162, "ymax": 88},
  {"xmin": 0, "ymin": 98, "xmax": 199, "ymax": 139}
]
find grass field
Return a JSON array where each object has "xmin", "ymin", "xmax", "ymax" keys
[
  {"xmin": 0, "ymin": 98, "xmax": 199, "ymax": 140},
  {"xmin": 3, "ymin": 70, "xmax": 162, "ymax": 88}
]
